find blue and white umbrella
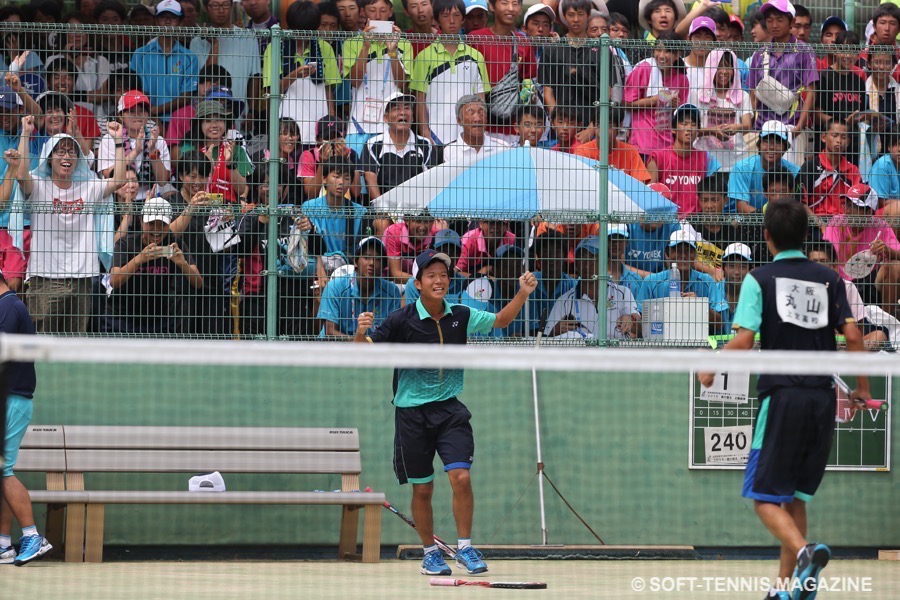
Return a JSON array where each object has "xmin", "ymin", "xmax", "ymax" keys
[{"xmin": 373, "ymin": 145, "xmax": 677, "ymax": 220}]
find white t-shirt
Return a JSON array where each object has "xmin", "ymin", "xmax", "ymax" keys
[
  {"xmin": 190, "ymin": 27, "xmax": 261, "ymax": 111},
  {"xmin": 543, "ymin": 281, "xmax": 639, "ymax": 340},
  {"xmin": 348, "ymin": 52, "xmax": 410, "ymax": 136},
  {"xmin": 97, "ymin": 133, "xmax": 171, "ymax": 200},
  {"xmin": 442, "ymin": 134, "xmax": 511, "ymax": 165},
  {"xmin": 28, "ymin": 176, "xmax": 108, "ymax": 278}
]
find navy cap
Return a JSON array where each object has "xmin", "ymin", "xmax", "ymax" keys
[
  {"xmin": 413, "ymin": 249, "xmax": 452, "ymax": 280},
  {"xmin": 0, "ymin": 82, "xmax": 23, "ymax": 110},
  {"xmin": 355, "ymin": 236, "xmax": 385, "ymax": 257},
  {"xmin": 575, "ymin": 236, "xmax": 600, "ymax": 255},
  {"xmin": 821, "ymin": 15, "xmax": 847, "ymax": 33},
  {"xmin": 494, "ymin": 244, "xmax": 525, "ymax": 259},
  {"xmin": 672, "ymin": 103, "xmax": 701, "ymax": 127}
]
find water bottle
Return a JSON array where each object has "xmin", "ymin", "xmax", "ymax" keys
[{"xmin": 668, "ymin": 263, "xmax": 681, "ymax": 298}]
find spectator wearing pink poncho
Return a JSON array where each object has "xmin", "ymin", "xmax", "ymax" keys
[{"xmin": 694, "ymin": 49, "xmax": 753, "ymax": 172}]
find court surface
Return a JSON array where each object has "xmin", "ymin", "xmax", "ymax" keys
[{"xmin": 5, "ymin": 558, "xmax": 898, "ymax": 599}]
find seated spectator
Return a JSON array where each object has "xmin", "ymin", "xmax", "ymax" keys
[
  {"xmin": 488, "ymin": 243, "xmax": 547, "ymax": 337},
  {"xmin": 127, "ymin": 3, "xmax": 157, "ymax": 49},
  {"xmin": 456, "ymin": 220, "xmax": 515, "ymax": 277},
  {"xmin": 861, "ymin": 4, "xmax": 900, "ymax": 74},
  {"xmin": 251, "ymin": 117, "xmax": 304, "ymax": 178},
  {"xmin": 587, "ymin": 12, "xmax": 609, "ymax": 38},
  {"xmin": 574, "ymin": 106, "xmax": 652, "ymax": 184},
  {"xmin": 816, "ymin": 16, "xmax": 863, "ymax": 77},
  {"xmin": 747, "ymin": 11, "xmax": 768, "ymax": 43},
  {"xmin": 626, "ymin": 183, "xmax": 680, "ymax": 276},
  {"xmin": 5, "ymin": 116, "xmax": 126, "ymax": 334},
  {"xmin": 544, "ymin": 235, "xmax": 641, "ymax": 340},
  {"xmin": 532, "ymin": 229, "xmax": 576, "ymax": 301},
  {"xmin": 516, "ymin": 105, "xmax": 546, "ymax": 147},
  {"xmin": 342, "ymin": 15, "xmax": 412, "ymax": 138},
  {"xmin": 299, "ymin": 117, "xmax": 362, "ymax": 201},
  {"xmin": 623, "ymin": 32, "xmax": 689, "ymax": 160},
  {"xmin": 301, "ymin": 156, "xmax": 368, "ymax": 291},
  {"xmin": 815, "ymin": 31, "xmax": 866, "ymax": 163},
  {"xmin": 799, "ymin": 119, "xmax": 860, "ymax": 219},
  {"xmin": 728, "ymin": 120, "xmax": 799, "ymax": 213},
  {"xmin": 607, "ymin": 12, "xmax": 633, "ymax": 75},
  {"xmin": 362, "ymin": 92, "xmax": 441, "ymax": 202},
  {"xmin": 648, "ymin": 103, "xmax": 720, "ymax": 216},
  {"xmin": 403, "ymin": 0, "xmax": 435, "ymax": 56},
  {"xmin": 45, "ymin": 15, "xmax": 111, "ymax": 113},
  {"xmin": 404, "ymin": 228, "xmax": 466, "ymax": 303},
  {"xmin": 808, "ymin": 241, "xmax": 890, "ymax": 347},
  {"xmin": 35, "ymin": 92, "xmax": 93, "ymax": 159},
  {"xmin": 264, "ymin": 1, "xmax": 341, "ymax": 146},
  {"xmin": 106, "ymin": 197, "xmax": 203, "ymax": 335},
  {"xmin": 442, "ymin": 95, "xmax": 512, "ymax": 163},
  {"xmin": 546, "ymin": 107, "xmax": 580, "ymax": 154},
  {"xmin": 167, "ymin": 65, "xmax": 234, "ymax": 155},
  {"xmin": 0, "ymin": 7, "xmax": 44, "ymax": 73},
  {"xmin": 636, "ymin": 229, "xmax": 728, "ymax": 333},
  {"xmin": 130, "ymin": 0, "xmax": 199, "ymax": 121},
  {"xmin": 190, "ymin": 0, "xmax": 261, "ymax": 120},
  {"xmin": 860, "ymin": 46, "xmax": 900, "ymax": 168},
  {"xmin": 463, "ymin": 0, "xmax": 489, "ymax": 34},
  {"xmin": 606, "ymin": 223, "xmax": 644, "ymax": 298},
  {"xmin": 94, "ymin": 0, "xmax": 132, "ymax": 74},
  {"xmin": 823, "ymin": 183, "xmax": 900, "ymax": 312},
  {"xmin": 98, "ymin": 90, "xmax": 171, "ymax": 218},
  {"xmin": 42, "ymin": 57, "xmax": 102, "ymax": 151},
  {"xmin": 746, "ymin": 0, "xmax": 817, "ymax": 167},
  {"xmin": 868, "ymin": 125, "xmax": 900, "ymax": 236},
  {"xmin": 22, "ymin": 0, "xmax": 62, "ymax": 63},
  {"xmin": 177, "ymin": 100, "xmax": 253, "ymax": 200},
  {"xmin": 469, "ymin": 0, "xmax": 537, "ymax": 145},
  {"xmin": 721, "ymin": 242, "xmax": 752, "ymax": 323},
  {"xmin": 686, "ymin": 173, "xmax": 762, "ymax": 281},
  {"xmin": 112, "ymin": 166, "xmax": 139, "ymax": 244},
  {"xmin": 683, "ymin": 16, "xmax": 716, "ymax": 103},
  {"xmin": 92, "ymin": 68, "xmax": 142, "ymax": 140},
  {"xmin": 694, "ymin": 49, "xmax": 752, "ymax": 172},
  {"xmin": 382, "ymin": 213, "xmax": 436, "ymax": 283},
  {"xmin": 318, "ymin": 236, "xmax": 401, "ymax": 338},
  {"xmin": 412, "ymin": 0, "xmax": 490, "ymax": 146}
]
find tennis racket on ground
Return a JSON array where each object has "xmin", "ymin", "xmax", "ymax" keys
[
  {"xmin": 430, "ymin": 578, "xmax": 548, "ymax": 589},
  {"xmin": 371, "ymin": 489, "xmax": 456, "ymax": 557},
  {"xmin": 834, "ymin": 375, "xmax": 888, "ymax": 423}
]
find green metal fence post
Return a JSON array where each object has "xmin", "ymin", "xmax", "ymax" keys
[
  {"xmin": 265, "ymin": 26, "xmax": 283, "ymax": 340},
  {"xmin": 596, "ymin": 35, "xmax": 612, "ymax": 345}
]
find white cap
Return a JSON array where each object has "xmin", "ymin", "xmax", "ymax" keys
[
  {"xmin": 607, "ymin": 223, "xmax": 629, "ymax": 238},
  {"xmin": 668, "ymin": 229, "xmax": 699, "ymax": 248},
  {"xmin": 188, "ymin": 471, "xmax": 226, "ymax": 492},
  {"xmin": 155, "ymin": 0, "xmax": 183, "ymax": 17},
  {"xmin": 142, "ymin": 197, "xmax": 173, "ymax": 224},
  {"xmin": 760, "ymin": 120, "xmax": 791, "ymax": 145},
  {"xmin": 524, "ymin": 3, "xmax": 555, "ymax": 23},
  {"xmin": 723, "ymin": 243, "xmax": 753, "ymax": 261}
]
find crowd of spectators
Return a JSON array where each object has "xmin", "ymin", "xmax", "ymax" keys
[{"xmin": 0, "ymin": 0, "xmax": 898, "ymax": 346}]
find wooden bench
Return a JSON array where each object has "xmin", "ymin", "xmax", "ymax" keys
[{"xmin": 17, "ymin": 425, "xmax": 384, "ymax": 563}]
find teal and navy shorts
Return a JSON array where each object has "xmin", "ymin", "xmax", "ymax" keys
[{"xmin": 3, "ymin": 394, "xmax": 34, "ymax": 477}]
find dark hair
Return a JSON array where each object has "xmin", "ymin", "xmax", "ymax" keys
[
  {"xmin": 793, "ymin": 4, "xmax": 810, "ymax": 19},
  {"xmin": 319, "ymin": 0, "xmax": 340, "ymax": 21},
  {"xmin": 550, "ymin": 106, "xmax": 579, "ymax": 124},
  {"xmin": 642, "ymin": 0, "xmax": 678, "ymax": 28},
  {"xmin": 705, "ymin": 6, "xmax": 729, "ymax": 28},
  {"xmin": 716, "ymin": 49, "xmax": 735, "ymax": 71},
  {"xmin": 516, "ymin": 104, "xmax": 546, "ymax": 124},
  {"xmin": 762, "ymin": 170, "xmax": 796, "ymax": 193},
  {"xmin": 322, "ymin": 155, "xmax": 354, "ymax": 178},
  {"xmin": 608, "ymin": 11, "xmax": 629, "ymax": 31},
  {"xmin": 872, "ymin": 4, "xmax": 900, "ymax": 26},
  {"xmin": 609, "ymin": 105, "xmax": 625, "ymax": 127},
  {"xmin": 697, "ymin": 172, "xmax": 728, "ymax": 197},
  {"xmin": 534, "ymin": 230, "xmax": 567, "ymax": 257},
  {"xmin": 108, "ymin": 69, "xmax": 142, "ymax": 95},
  {"xmin": 0, "ymin": 7, "xmax": 25, "ymax": 21},
  {"xmin": 199, "ymin": 64, "xmax": 233, "ymax": 89},
  {"xmin": 561, "ymin": 0, "xmax": 593, "ymax": 16},
  {"xmin": 821, "ymin": 118, "xmax": 848, "ymax": 134},
  {"xmin": 26, "ymin": 0, "xmax": 63, "ymax": 22},
  {"xmin": 247, "ymin": 162, "xmax": 295, "ymax": 203},
  {"xmin": 93, "ymin": 0, "xmax": 127, "ymax": 21},
  {"xmin": 747, "ymin": 11, "xmax": 766, "ymax": 31},
  {"xmin": 278, "ymin": 117, "xmax": 300, "ymax": 136},
  {"xmin": 885, "ymin": 124, "xmax": 900, "ymax": 148},
  {"xmin": 286, "ymin": 0, "xmax": 322, "ymax": 31},
  {"xmin": 833, "ymin": 30, "xmax": 860, "ymax": 47},
  {"xmin": 808, "ymin": 241, "xmax": 837, "ymax": 262},
  {"xmin": 433, "ymin": 0, "xmax": 465, "ymax": 16},
  {"xmin": 176, "ymin": 150, "xmax": 212, "ymax": 181},
  {"xmin": 764, "ymin": 200, "xmax": 808, "ymax": 251},
  {"xmin": 655, "ymin": 31, "xmax": 688, "ymax": 72},
  {"xmin": 185, "ymin": 112, "xmax": 234, "ymax": 150}
]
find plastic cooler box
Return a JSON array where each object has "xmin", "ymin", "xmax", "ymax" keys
[{"xmin": 642, "ymin": 297, "xmax": 709, "ymax": 342}]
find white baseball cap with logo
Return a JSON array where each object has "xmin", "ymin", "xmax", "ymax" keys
[
  {"xmin": 760, "ymin": 120, "xmax": 791, "ymax": 146},
  {"xmin": 142, "ymin": 197, "xmax": 173, "ymax": 224},
  {"xmin": 723, "ymin": 243, "xmax": 753, "ymax": 262}
]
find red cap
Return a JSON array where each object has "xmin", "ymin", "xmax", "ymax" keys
[
  {"xmin": 729, "ymin": 14, "xmax": 745, "ymax": 32},
  {"xmin": 649, "ymin": 183, "xmax": 674, "ymax": 201},
  {"xmin": 117, "ymin": 90, "xmax": 150, "ymax": 113}
]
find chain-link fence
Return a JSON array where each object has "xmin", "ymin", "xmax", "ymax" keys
[{"xmin": 0, "ymin": 13, "xmax": 898, "ymax": 348}]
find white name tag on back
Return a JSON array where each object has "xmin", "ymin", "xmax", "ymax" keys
[{"xmin": 775, "ymin": 277, "xmax": 828, "ymax": 329}]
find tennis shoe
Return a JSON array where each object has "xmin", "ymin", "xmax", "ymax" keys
[
  {"xmin": 13, "ymin": 535, "xmax": 52, "ymax": 566},
  {"xmin": 421, "ymin": 549, "xmax": 451, "ymax": 576},
  {"xmin": 455, "ymin": 546, "xmax": 488, "ymax": 575},
  {"xmin": 0, "ymin": 545, "xmax": 16, "ymax": 564},
  {"xmin": 765, "ymin": 591, "xmax": 790, "ymax": 600},
  {"xmin": 791, "ymin": 542, "xmax": 830, "ymax": 600}
]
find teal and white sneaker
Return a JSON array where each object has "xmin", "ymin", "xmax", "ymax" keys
[
  {"xmin": 13, "ymin": 535, "xmax": 52, "ymax": 566},
  {"xmin": 455, "ymin": 546, "xmax": 488, "ymax": 575},
  {"xmin": 791, "ymin": 543, "xmax": 831, "ymax": 600},
  {"xmin": 0, "ymin": 545, "xmax": 16, "ymax": 565},
  {"xmin": 421, "ymin": 549, "xmax": 451, "ymax": 576},
  {"xmin": 765, "ymin": 590, "xmax": 791, "ymax": 600}
]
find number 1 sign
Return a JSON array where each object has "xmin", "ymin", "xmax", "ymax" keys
[{"xmin": 698, "ymin": 371, "xmax": 750, "ymax": 404}]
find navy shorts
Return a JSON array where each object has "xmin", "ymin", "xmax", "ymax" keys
[
  {"xmin": 393, "ymin": 398, "xmax": 474, "ymax": 485},
  {"xmin": 743, "ymin": 387, "xmax": 836, "ymax": 504}
]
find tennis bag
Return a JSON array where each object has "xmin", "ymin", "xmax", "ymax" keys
[{"xmin": 755, "ymin": 52, "xmax": 797, "ymax": 115}]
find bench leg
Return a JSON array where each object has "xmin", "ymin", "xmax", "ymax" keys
[
  {"xmin": 64, "ymin": 504, "xmax": 86, "ymax": 563},
  {"xmin": 43, "ymin": 473, "xmax": 66, "ymax": 554},
  {"xmin": 361, "ymin": 504, "xmax": 382, "ymax": 564},
  {"xmin": 83, "ymin": 505, "xmax": 105, "ymax": 563},
  {"xmin": 338, "ymin": 505, "xmax": 360, "ymax": 560}
]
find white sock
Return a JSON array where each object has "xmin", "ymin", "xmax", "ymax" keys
[
  {"xmin": 21, "ymin": 526, "xmax": 38, "ymax": 538},
  {"xmin": 423, "ymin": 544, "xmax": 438, "ymax": 555},
  {"xmin": 458, "ymin": 538, "xmax": 471, "ymax": 550},
  {"xmin": 0, "ymin": 535, "xmax": 11, "ymax": 548}
]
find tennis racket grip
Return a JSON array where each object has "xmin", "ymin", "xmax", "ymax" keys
[
  {"xmin": 429, "ymin": 578, "xmax": 461, "ymax": 587},
  {"xmin": 865, "ymin": 399, "xmax": 888, "ymax": 410}
]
